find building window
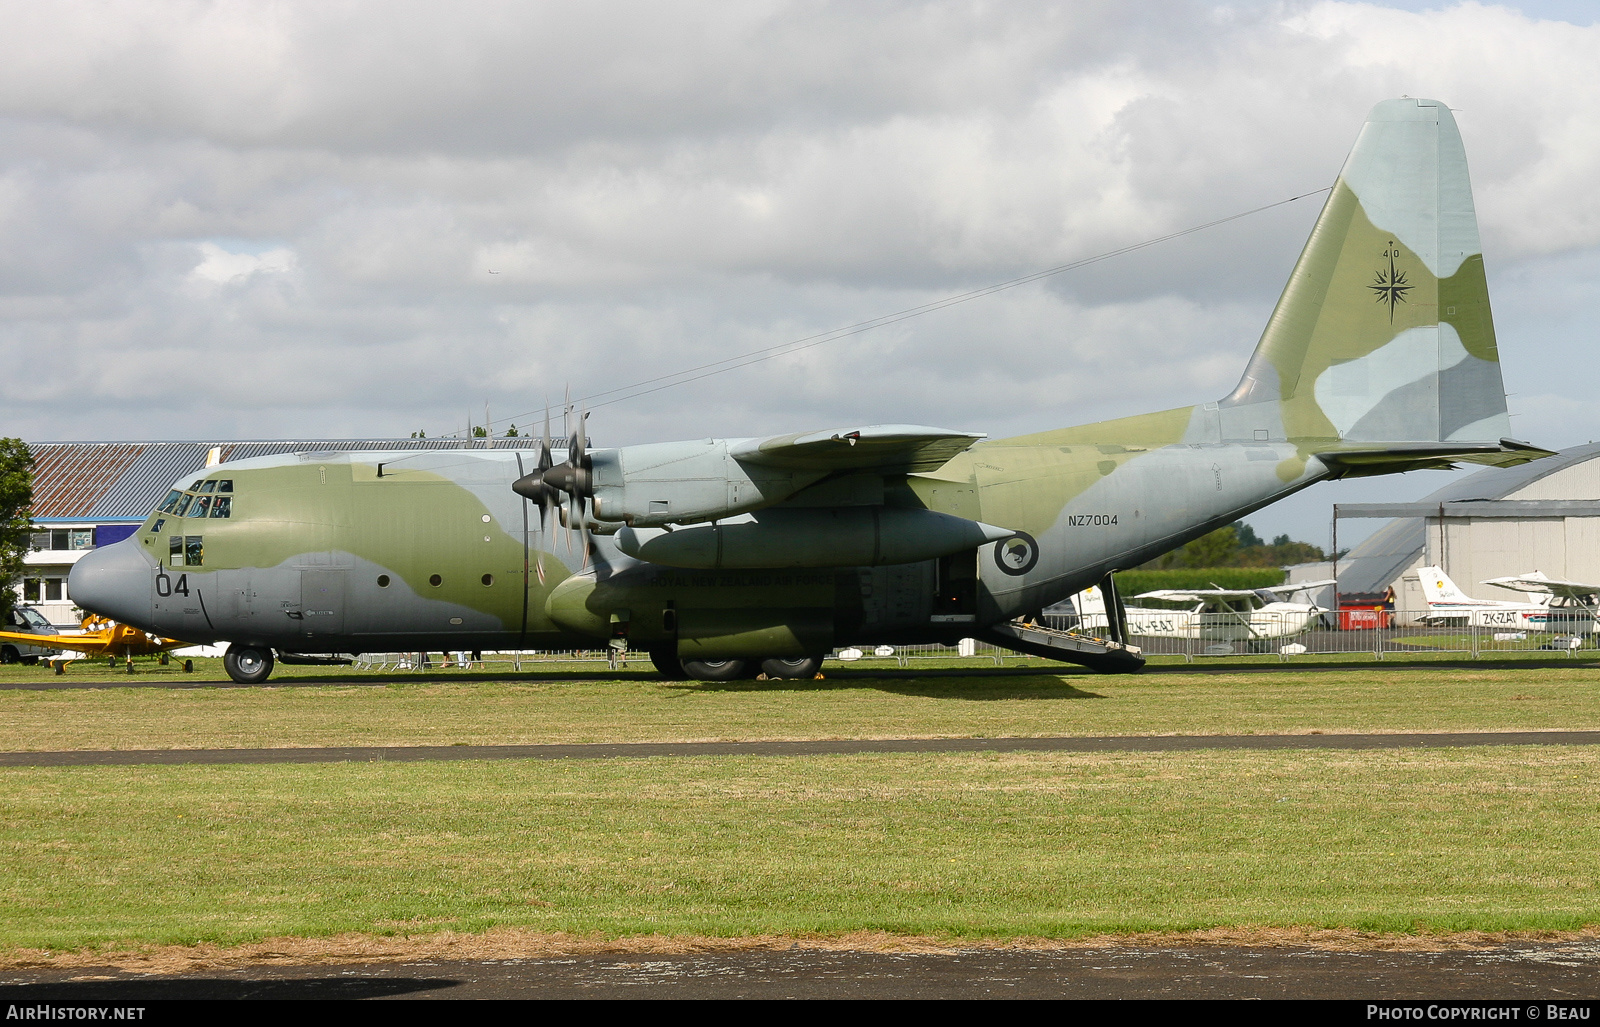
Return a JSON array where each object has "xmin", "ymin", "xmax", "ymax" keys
[{"xmin": 18, "ymin": 577, "xmax": 66, "ymax": 603}]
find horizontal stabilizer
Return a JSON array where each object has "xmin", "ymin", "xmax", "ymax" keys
[{"xmin": 1315, "ymin": 438, "xmax": 1554, "ymax": 477}]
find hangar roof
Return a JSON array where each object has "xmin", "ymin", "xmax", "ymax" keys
[
  {"xmin": 26, "ymin": 439, "xmax": 527, "ymax": 522},
  {"xmin": 1338, "ymin": 443, "xmax": 1600, "ymax": 595}
]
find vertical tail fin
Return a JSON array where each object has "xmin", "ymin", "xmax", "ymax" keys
[
  {"xmin": 1222, "ymin": 99, "xmax": 1510, "ymax": 447},
  {"xmin": 1417, "ymin": 566, "xmax": 1470, "ymax": 606}
]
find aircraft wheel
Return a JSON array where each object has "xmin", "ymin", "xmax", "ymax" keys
[
  {"xmin": 679, "ymin": 658, "xmax": 749, "ymax": 681},
  {"xmin": 648, "ymin": 646, "xmax": 688, "ymax": 680},
  {"xmin": 760, "ymin": 655, "xmax": 822, "ymax": 679},
  {"xmin": 223, "ymin": 644, "xmax": 275, "ymax": 685},
  {"xmin": 0, "ymin": 646, "xmax": 17, "ymax": 664}
]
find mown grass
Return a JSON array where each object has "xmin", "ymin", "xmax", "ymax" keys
[
  {"xmin": 0, "ymin": 661, "xmax": 1597, "ymax": 751},
  {"xmin": 3, "ymin": 746, "xmax": 1597, "ymax": 949}
]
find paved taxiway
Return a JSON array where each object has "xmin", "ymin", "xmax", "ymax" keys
[
  {"xmin": 3, "ymin": 730, "xmax": 1599, "ymax": 767},
  {"xmin": 4, "ymin": 941, "xmax": 1600, "ymax": 999}
]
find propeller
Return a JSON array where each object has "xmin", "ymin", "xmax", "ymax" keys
[
  {"xmin": 511, "ymin": 407, "xmax": 562, "ymax": 582},
  {"xmin": 515, "ymin": 396, "xmax": 596, "ymax": 570}
]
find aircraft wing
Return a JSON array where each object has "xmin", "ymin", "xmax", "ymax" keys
[
  {"xmin": 1135, "ymin": 589, "xmax": 1259, "ymax": 601},
  {"xmin": 1261, "ymin": 579, "xmax": 1337, "ymax": 595},
  {"xmin": 1484, "ymin": 573, "xmax": 1600, "ymax": 600},
  {"xmin": 0, "ymin": 629, "xmax": 99, "ymax": 655},
  {"xmin": 1314, "ymin": 438, "xmax": 1556, "ymax": 477},
  {"xmin": 733, "ymin": 424, "xmax": 986, "ymax": 473}
]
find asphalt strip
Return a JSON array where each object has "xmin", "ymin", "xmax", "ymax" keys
[{"xmin": 4, "ymin": 730, "xmax": 1600, "ymax": 767}]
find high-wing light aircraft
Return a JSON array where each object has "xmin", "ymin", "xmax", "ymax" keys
[
  {"xmin": 69, "ymin": 98, "xmax": 1552, "ymax": 683},
  {"xmin": 1418, "ymin": 566, "xmax": 1600, "ymax": 634},
  {"xmin": 1069, "ymin": 580, "xmax": 1335, "ymax": 648}
]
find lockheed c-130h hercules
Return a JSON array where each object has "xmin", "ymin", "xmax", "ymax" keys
[{"xmin": 69, "ymin": 98, "xmax": 1552, "ymax": 684}]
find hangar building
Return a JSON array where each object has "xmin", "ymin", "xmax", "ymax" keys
[{"xmin": 1336, "ymin": 443, "xmax": 1600, "ymax": 625}]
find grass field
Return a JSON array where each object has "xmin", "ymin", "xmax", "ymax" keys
[
  {"xmin": 2, "ymin": 660, "xmax": 1598, "ymax": 953},
  {"xmin": 0, "ymin": 660, "xmax": 1597, "ymax": 750},
  {"xmin": 3, "ymin": 747, "xmax": 1597, "ymax": 949}
]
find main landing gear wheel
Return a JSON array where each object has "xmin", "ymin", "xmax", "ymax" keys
[
  {"xmin": 648, "ymin": 646, "xmax": 689, "ymax": 680},
  {"xmin": 679, "ymin": 658, "xmax": 750, "ymax": 681},
  {"xmin": 759, "ymin": 656, "xmax": 822, "ymax": 679},
  {"xmin": 223, "ymin": 644, "xmax": 275, "ymax": 685}
]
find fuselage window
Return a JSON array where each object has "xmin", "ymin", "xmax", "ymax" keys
[
  {"xmin": 151, "ymin": 518, "xmax": 166, "ymax": 533},
  {"xmin": 169, "ymin": 536, "xmax": 183, "ymax": 566},
  {"xmin": 481, "ymin": 574, "xmax": 494, "ymax": 586},
  {"xmin": 199, "ymin": 480, "xmax": 217, "ymax": 494},
  {"xmin": 190, "ymin": 495, "xmax": 212, "ymax": 519},
  {"xmin": 429, "ymin": 574, "xmax": 443, "ymax": 587},
  {"xmin": 173, "ymin": 494, "xmax": 194, "ymax": 518},
  {"xmin": 185, "ymin": 536, "xmax": 203, "ymax": 567},
  {"xmin": 210, "ymin": 496, "xmax": 231, "ymax": 518},
  {"xmin": 377, "ymin": 575, "xmax": 390, "ymax": 588},
  {"xmin": 158, "ymin": 491, "xmax": 184, "ymax": 514}
]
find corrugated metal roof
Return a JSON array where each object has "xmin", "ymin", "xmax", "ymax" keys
[
  {"xmin": 29, "ymin": 444, "xmax": 145, "ymax": 517},
  {"xmin": 29, "ymin": 439, "xmax": 532, "ymax": 522},
  {"xmin": 85, "ymin": 445, "xmax": 211, "ymax": 519}
]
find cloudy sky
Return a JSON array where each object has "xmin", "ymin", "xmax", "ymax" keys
[{"xmin": 2, "ymin": 1, "xmax": 1597, "ymax": 543}]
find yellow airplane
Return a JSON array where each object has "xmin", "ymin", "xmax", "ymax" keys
[{"xmin": 0, "ymin": 613, "xmax": 195, "ymax": 665}]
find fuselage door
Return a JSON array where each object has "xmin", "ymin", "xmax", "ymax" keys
[{"xmin": 299, "ymin": 569, "xmax": 347, "ymax": 638}]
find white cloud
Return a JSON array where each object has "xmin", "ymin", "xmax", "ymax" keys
[
  {"xmin": 0, "ymin": 0, "xmax": 1596, "ymax": 550},
  {"xmin": 189, "ymin": 242, "xmax": 296, "ymax": 284}
]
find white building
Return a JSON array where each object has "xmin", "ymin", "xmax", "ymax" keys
[{"xmin": 1336, "ymin": 443, "xmax": 1600, "ymax": 624}]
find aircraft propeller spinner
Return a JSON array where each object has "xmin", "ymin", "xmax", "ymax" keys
[{"xmin": 514, "ymin": 397, "xmax": 596, "ymax": 569}]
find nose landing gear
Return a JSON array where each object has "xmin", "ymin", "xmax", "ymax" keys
[{"xmin": 223, "ymin": 644, "xmax": 276, "ymax": 684}]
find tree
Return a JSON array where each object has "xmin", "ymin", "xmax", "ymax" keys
[
  {"xmin": 1233, "ymin": 520, "xmax": 1264, "ymax": 548},
  {"xmin": 472, "ymin": 426, "xmax": 488, "ymax": 438},
  {"xmin": 0, "ymin": 439, "xmax": 34, "ymax": 620}
]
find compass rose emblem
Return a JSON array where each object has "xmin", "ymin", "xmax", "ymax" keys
[{"xmin": 1369, "ymin": 241, "xmax": 1412, "ymax": 322}]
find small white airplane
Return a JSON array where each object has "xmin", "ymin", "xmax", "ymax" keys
[
  {"xmin": 1069, "ymin": 580, "xmax": 1336, "ymax": 648},
  {"xmin": 1416, "ymin": 566, "xmax": 1600, "ymax": 633}
]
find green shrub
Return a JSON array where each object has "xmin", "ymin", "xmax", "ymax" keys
[{"xmin": 1115, "ymin": 567, "xmax": 1287, "ymax": 595}]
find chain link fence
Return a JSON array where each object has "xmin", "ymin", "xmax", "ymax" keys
[
  {"xmin": 345, "ymin": 610, "xmax": 1599, "ymax": 673},
  {"xmin": 1035, "ymin": 607, "xmax": 1599, "ymax": 662}
]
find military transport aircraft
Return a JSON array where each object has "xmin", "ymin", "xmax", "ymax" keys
[
  {"xmin": 69, "ymin": 98, "xmax": 1552, "ymax": 684},
  {"xmin": 1070, "ymin": 580, "xmax": 1336, "ymax": 649}
]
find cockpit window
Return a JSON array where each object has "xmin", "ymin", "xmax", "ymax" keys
[
  {"xmin": 173, "ymin": 494, "xmax": 194, "ymax": 518},
  {"xmin": 199, "ymin": 480, "xmax": 217, "ymax": 494},
  {"xmin": 210, "ymin": 496, "xmax": 231, "ymax": 518},
  {"xmin": 20, "ymin": 608, "xmax": 49, "ymax": 629},
  {"xmin": 158, "ymin": 491, "xmax": 184, "ymax": 514},
  {"xmin": 216, "ymin": 480, "xmax": 233, "ymax": 493},
  {"xmin": 190, "ymin": 495, "xmax": 212, "ymax": 519},
  {"xmin": 189, "ymin": 480, "xmax": 204, "ymax": 491}
]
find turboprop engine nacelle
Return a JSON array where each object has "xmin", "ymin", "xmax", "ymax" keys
[
  {"xmin": 615, "ymin": 507, "xmax": 1017, "ymax": 570},
  {"xmin": 587, "ymin": 439, "xmax": 828, "ymax": 527}
]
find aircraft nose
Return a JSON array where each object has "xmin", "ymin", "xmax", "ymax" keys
[{"xmin": 68, "ymin": 538, "xmax": 154, "ymax": 629}]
